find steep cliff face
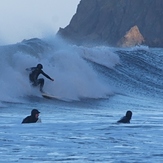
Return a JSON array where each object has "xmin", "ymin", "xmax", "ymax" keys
[{"xmin": 58, "ymin": 0, "xmax": 163, "ymax": 47}]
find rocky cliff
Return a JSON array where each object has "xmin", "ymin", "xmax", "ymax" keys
[{"xmin": 58, "ymin": 0, "xmax": 163, "ymax": 47}]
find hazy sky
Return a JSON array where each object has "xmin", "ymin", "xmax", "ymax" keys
[{"xmin": 0, "ymin": 0, "xmax": 80, "ymax": 44}]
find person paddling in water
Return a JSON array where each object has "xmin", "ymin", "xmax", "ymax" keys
[
  {"xmin": 22, "ymin": 109, "xmax": 41, "ymax": 123},
  {"xmin": 26, "ymin": 63, "xmax": 54, "ymax": 93},
  {"xmin": 117, "ymin": 110, "xmax": 132, "ymax": 123}
]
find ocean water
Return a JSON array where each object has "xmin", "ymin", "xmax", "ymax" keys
[{"xmin": 0, "ymin": 37, "xmax": 163, "ymax": 162}]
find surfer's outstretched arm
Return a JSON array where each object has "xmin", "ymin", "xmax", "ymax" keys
[{"xmin": 41, "ymin": 71, "xmax": 54, "ymax": 81}]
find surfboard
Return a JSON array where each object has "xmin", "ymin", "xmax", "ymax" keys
[{"xmin": 42, "ymin": 93, "xmax": 58, "ymax": 99}]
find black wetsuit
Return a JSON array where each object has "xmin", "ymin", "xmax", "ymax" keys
[
  {"xmin": 117, "ymin": 116, "xmax": 131, "ymax": 123},
  {"xmin": 117, "ymin": 111, "xmax": 132, "ymax": 123},
  {"xmin": 22, "ymin": 115, "xmax": 39, "ymax": 123},
  {"xmin": 27, "ymin": 67, "xmax": 53, "ymax": 92},
  {"xmin": 22, "ymin": 109, "xmax": 40, "ymax": 123}
]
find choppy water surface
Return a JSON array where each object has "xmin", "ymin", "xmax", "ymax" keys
[
  {"xmin": 0, "ymin": 94, "xmax": 163, "ymax": 163},
  {"xmin": 0, "ymin": 39, "xmax": 163, "ymax": 162}
]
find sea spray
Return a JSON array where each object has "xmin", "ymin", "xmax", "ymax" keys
[{"xmin": 0, "ymin": 37, "xmax": 119, "ymax": 102}]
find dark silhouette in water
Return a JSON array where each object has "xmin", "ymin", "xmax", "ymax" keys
[
  {"xmin": 117, "ymin": 110, "xmax": 132, "ymax": 123},
  {"xmin": 22, "ymin": 109, "xmax": 41, "ymax": 123}
]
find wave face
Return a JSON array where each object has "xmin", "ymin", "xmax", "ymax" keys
[
  {"xmin": 0, "ymin": 37, "xmax": 162, "ymax": 102},
  {"xmin": 95, "ymin": 46, "xmax": 163, "ymax": 99}
]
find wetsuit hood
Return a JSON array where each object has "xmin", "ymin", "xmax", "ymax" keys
[
  {"xmin": 31, "ymin": 109, "xmax": 40, "ymax": 117},
  {"xmin": 126, "ymin": 110, "xmax": 132, "ymax": 120},
  {"xmin": 37, "ymin": 64, "xmax": 43, "ymax": 69}
]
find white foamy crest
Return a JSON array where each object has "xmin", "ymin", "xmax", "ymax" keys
[
  {"xmin": 78, "ymin": 46, "xmax": 120, "ymax": 68},
  {"xmin": 0, "ymin": 38, "xmax": 116, "ymax": 102},
  {"xmin": 43, "ymin": 47, "xmax": 113, "ymax": 100}
]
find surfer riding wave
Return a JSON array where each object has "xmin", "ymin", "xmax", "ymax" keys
[{"xmin": 26, "ymin": 63, "xmax": 54, "ymax": 93}]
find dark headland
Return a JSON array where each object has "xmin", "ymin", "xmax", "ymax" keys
[{"xmin": 57, "ymin": 0, "xmax": 163, "ymax": 47}]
